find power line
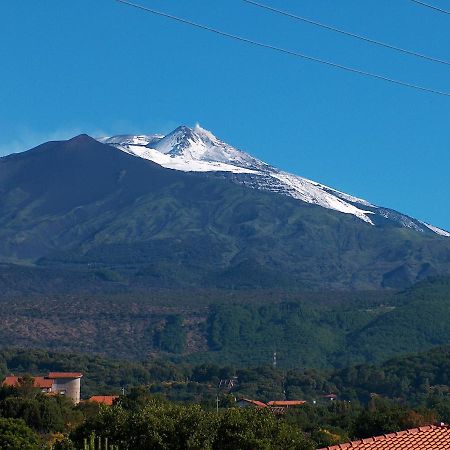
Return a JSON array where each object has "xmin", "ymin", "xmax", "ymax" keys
[
  {"xmin": 242, "ymin": 0, "xmax": 450, "ymax": 67},
  {"xmin": 115, "ymin": 0, "xmax": 450, "ymax": 97},
  {"xmin": 409, "ymin": 0, "xmax": 450, "ymax": 15}
]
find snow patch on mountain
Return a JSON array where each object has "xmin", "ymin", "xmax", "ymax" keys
[
  {"xmin": 98, "ymin": 125, "xmax": 448, "ymax": 236},
  {"xmin": 421, "ymin": 222, "xmax": 450, "ymax": 237},
  {"xmin": 270, "ymin": 171, "xmax": 374, "ymax": 224},
  {"xmin": 100, "ymin": 128, "xmax": 260, "ymax": 174},
  {"xmin": 98, "ymin": 134, "xmax": 163, "ymax": 147}
]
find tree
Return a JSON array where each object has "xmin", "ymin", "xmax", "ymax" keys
[
  {"xmin": 213, "ymin": 408, "xmax": 315, "ymax": 450},
  {"xmin": 0, "ymin": 417, "xmax": 42, "ymax": 450},
  {"xmin": 352, "ymin": 398, "xmax": 434, "ymax": 438},
  {"xmin": 154, "ymin": 315, "xmax": 186, "ymax": 354}
]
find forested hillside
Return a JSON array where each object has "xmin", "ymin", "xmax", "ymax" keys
[
  {"xmin": 3, "ymin": 341, "xmax": 450, "ymax": 406},
  {"xmin": 1, "ymin": 277, "xmax": 450, "ymax": 369}
]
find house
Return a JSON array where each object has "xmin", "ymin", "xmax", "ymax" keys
[
  {"xmin": 47, "ymin": 372, "xmax": 83, "ymax": 404},
  {"xmin": 2, "ymin": 372, "xmax": 83, "ymax": 404},
  {"xmin": 319, "ymin": 423, "xmax": 450, "ymax": 449},
  {"xmin": 236, "ymin": 398, "xmax": 267, "ymax": 408},
  {"xmin": 266, "ymin": 400, "xmax": 307, "ymax": 415},
  {"xmin": 267, "ymin": 400, "xmax": 306, "ymax": 407},
  {"xmin": 87, "ymin": 395, "xmax": 119, "ymax": 406},
  {"xmin": 2, "ymin": 376, "xmax": 53, "ymax": 393},
  {"xmin": 237, "ymin": 398, "xmax": 307, "ymax": 411}
]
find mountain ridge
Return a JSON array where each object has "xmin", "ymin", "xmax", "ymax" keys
[
  {"xmin": 1, "ymin": 132, "xmax": 450, "ymax": 290},
  {"xmin": 99, "ymin": 125, "xmax": 449, "ymax": 236}
]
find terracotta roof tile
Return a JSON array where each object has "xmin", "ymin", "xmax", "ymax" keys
[
  {"xmin": 2, "ymin": 376, "xmax": 19, "ymax": 387},
  {"xmin": 267, "ymin": 400, "xmax": 307, "ymax": 406},
  {"xmin": 47, "ymin": 372, "xmax": 83, "ymax": 379},
  {"xmin": 319, "ymin": 424, "xmax": 450, "ymax": 449},
  {"xmin": 2, "ymin": 376, "xmax": 53, "ymax": 389},
  {"xmin": 88, "ymin": 395, "xmax": 118, "ymax": 406},
  {"xmin": 238, "ymin": 398, "xmax": 267, "ymax": 408}
]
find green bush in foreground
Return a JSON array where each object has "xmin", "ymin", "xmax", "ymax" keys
[
  {"xmin": 72, "ymin": 400, "xmax": 315, "ymax": 450},
  {"xmin": 0, "ymin": 417, "xmax": 42, "ymax": 450}
]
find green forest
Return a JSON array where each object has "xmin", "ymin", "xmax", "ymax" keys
[
  {"xmin": 2, "ymin": 277, "xmax": 450, "ymax": 368},
  {"xmin": 2, "ymin": 277, "xmax": 450, "ymax": 448},
  {"xmin": 3, "ymin": 343, "xmax": 450, "ymax": 449}
]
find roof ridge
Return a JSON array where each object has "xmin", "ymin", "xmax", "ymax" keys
[{"xmin": 319, "ymin": 423, "xmax": 450, "ymax": 450}]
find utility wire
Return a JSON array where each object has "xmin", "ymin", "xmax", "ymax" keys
[
  {"xmin": 409, "ymin": 0, "xmax": 450, "ymax": 15},
  {"xmin": 242, "ymin": 0, "xmax": 450, "ymax": 67},
  {"xmin": 115, "ymin": 0, "xmax": 450, "ymax": 97}
]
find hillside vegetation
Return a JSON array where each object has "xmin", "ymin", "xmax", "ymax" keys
[
  {"xmin": 3, "ymin": 343, "xmax": 450, "ymax": 448},
  {"xmin": 1, "ymin": 277, "xmax": 450, "ymax": 368},
  {"xmin": 1, "ymin": 136, "xmax": 450, "ymax": 290},
  {"xmin": 4, "ymin": 340, "xmax": 450, "ymax": 406}
]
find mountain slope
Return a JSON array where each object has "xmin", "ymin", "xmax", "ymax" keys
[
  {"xmin": 100, "ymin": 125, "xmax": 450, "ymax": 236},
  {"xmin": 1, "ymin": 134, "xmax": 450, "ymax": 289},
  {"xmin": 2, "ymin": 277, "xmax": 450, "ymax": 368}
]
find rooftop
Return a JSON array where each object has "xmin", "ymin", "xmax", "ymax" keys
[
  {"xmin": 87, "ymin": 395, "xmax": 119, "ymax": 406},
  {"xmin": 319, "ymin": 424, "xmax": 450, "ymax": 449},
  {"xmin": 238, "ymin": 398, "xmax": 268, "ymax": 408},
  {"xmin": 267, "ymin": 400, "xmax": 307, "ymax": 406},
  {"xmin": 2, "ymin": 376, "xmax": 53, "ymax": 389},
  {"xmin": 47, "ymin": 372, "xmax": 83, "ymax": 379},
  {"xmin": 2, "ymin": 372, "xmax": 83, "ymax": 389}
]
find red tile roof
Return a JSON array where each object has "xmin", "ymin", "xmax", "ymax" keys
[
  {"xmin": 319, "ymin": 424, "xmax": 450, "ymax": 449},
  {"xmin": 3, "ymin": 376, "xmax": 20, "ymax": 387},
  {"xmin": 2, "ymin": 376, "xmax": 53, "ymax": 389},
  {"xmin": 88, "ymin": 396, "xmax": 118, "ymax": 406},
  {"xmin": 34, "ymin": 377, "xmax": 54, "ymax": 388},
  {"xmin": 47, "ymin": 372, "xmax": 83, "ymax": 379},
  {"xmin": 267, "ymin": 400, "xmax": 306, "ymax": 406},
  {"xmin": 238, "ymin": 398, "xmax": 268, "ymax": 408}
]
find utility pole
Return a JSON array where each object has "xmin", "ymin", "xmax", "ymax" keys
[{"xmin": 216, "ymin": 394, "xmax": 219, "ymax": 414}]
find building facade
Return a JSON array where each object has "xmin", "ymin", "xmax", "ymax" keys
[{"xmin": 2, "ymin": 372, "xmax": 83, "ymax": 404}]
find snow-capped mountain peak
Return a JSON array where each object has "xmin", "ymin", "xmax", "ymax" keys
[
  {"xmin": 193, "ymin": 123, "xmax": 221, "ymax": 142},
  {"xmin": 100, "ymin": 124, "xmax": 270, "ymax": 174},
  {"xmin": 154, "ymin": 124, "xmax": 229, "ymax": 159},
  {"xmin": 153, "ymin": 123, "xmax": 270, "ymax": 171},
  {"xmin": 98, "ymin": 125, "xmax": 449, "ymax": 236}
]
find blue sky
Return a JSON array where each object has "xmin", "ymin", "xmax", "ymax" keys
[{"xmin": 1, "ymin": 0, "xmax": 449, "ymax": 229}]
